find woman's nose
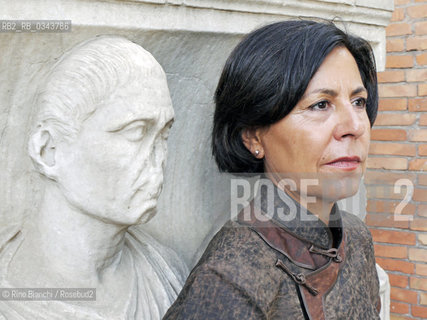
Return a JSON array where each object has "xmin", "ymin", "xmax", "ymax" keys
[{"xmin": 333, "ymin": 102, "xmax": 367, "ymax": 140}]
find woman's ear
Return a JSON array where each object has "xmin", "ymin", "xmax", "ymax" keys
[
  {"xmin": 241, "ymin": 128, "xmax": 265, "ymax": 159},
  {"xmin": 28, "ymin": 128, "xmax": 58, "ymax": 180}
]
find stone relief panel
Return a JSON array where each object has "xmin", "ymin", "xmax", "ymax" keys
[
  {"xmin": 0, "ymin": 35, "xmax": 187, "ymax": 320},
  {"xmin": 0, "ymin": 26, "xmax": 239, "ymax": 268}
]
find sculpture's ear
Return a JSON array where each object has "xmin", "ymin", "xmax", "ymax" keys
[{"xmin": 28, "ymin": 128, "xmax": 58, "ymax": 180}]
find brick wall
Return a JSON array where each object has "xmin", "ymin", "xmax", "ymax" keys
[{"xmin": 365, "ymin": 0, "xmax": 427, "ymax": 319}]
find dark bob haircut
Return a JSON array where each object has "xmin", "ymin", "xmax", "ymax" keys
[{"xmin": 212, "ymin": 20, "xmax": 378, "ymax": 173}]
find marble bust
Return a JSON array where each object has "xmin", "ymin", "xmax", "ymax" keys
[{"xmin": 0, "ymin": 36, "xmax": 187, "ymax": 319}]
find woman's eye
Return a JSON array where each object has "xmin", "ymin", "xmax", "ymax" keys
[
  {"xmin": 309, "ymin": 100, "xmax": 330, "ymax": 111},
  {"xmin": 352, "ymin": 97, "xmax": 367, "ymax": 108}
]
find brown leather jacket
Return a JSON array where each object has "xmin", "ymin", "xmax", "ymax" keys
[{"xmin": 164, "ymin": 186, "xmax": 381, "ymax": 320}]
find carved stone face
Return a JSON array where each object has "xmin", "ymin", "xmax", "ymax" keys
[{"xmin": 54, "ymin": 77, "xmax": 174, "ymax": 225}]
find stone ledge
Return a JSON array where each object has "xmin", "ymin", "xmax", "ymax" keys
[
  {"xmin": 127, "ymin": 0, "xmax": 393, "ymax": 20},
  {"xmin": 0, "ymin": 0, "xmax": 393, "ymax": 70}
]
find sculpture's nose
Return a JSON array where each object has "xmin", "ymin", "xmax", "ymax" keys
[{"xmin": 149, "ymin": 135, "xmax": 166, "ymax": 172}]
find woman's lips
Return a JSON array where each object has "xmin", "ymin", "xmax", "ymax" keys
[{"xmin": 325, "ymin": 156, "xmax": 361, "ymax": 171}]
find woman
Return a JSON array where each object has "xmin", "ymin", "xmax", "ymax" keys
[{"xmin": 164, "ymin": 20, "xmax": 380, "ymax": 320}]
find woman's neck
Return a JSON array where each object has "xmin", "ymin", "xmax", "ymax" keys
[
  {"xmin": 266, "ymin": 172, "xmax": 334, "ymax": 225},
  {"xmin": 283, "ymin": 187, "xmax": 333, "ymax": 225}
]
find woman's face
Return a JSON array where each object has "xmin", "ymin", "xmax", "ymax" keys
[{"xmin": 255, "ymin": 47, "xmax": 371, "ymax": 202}]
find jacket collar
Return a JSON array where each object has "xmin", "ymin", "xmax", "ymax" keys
[{"xmin": 252, "ymin": 180, "xmax": 343, "ymax": 250}]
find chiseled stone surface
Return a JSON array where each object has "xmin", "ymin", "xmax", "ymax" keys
[{"xmin": 0, "ymin": 35, "xmax": 187, "ymax": 320}]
